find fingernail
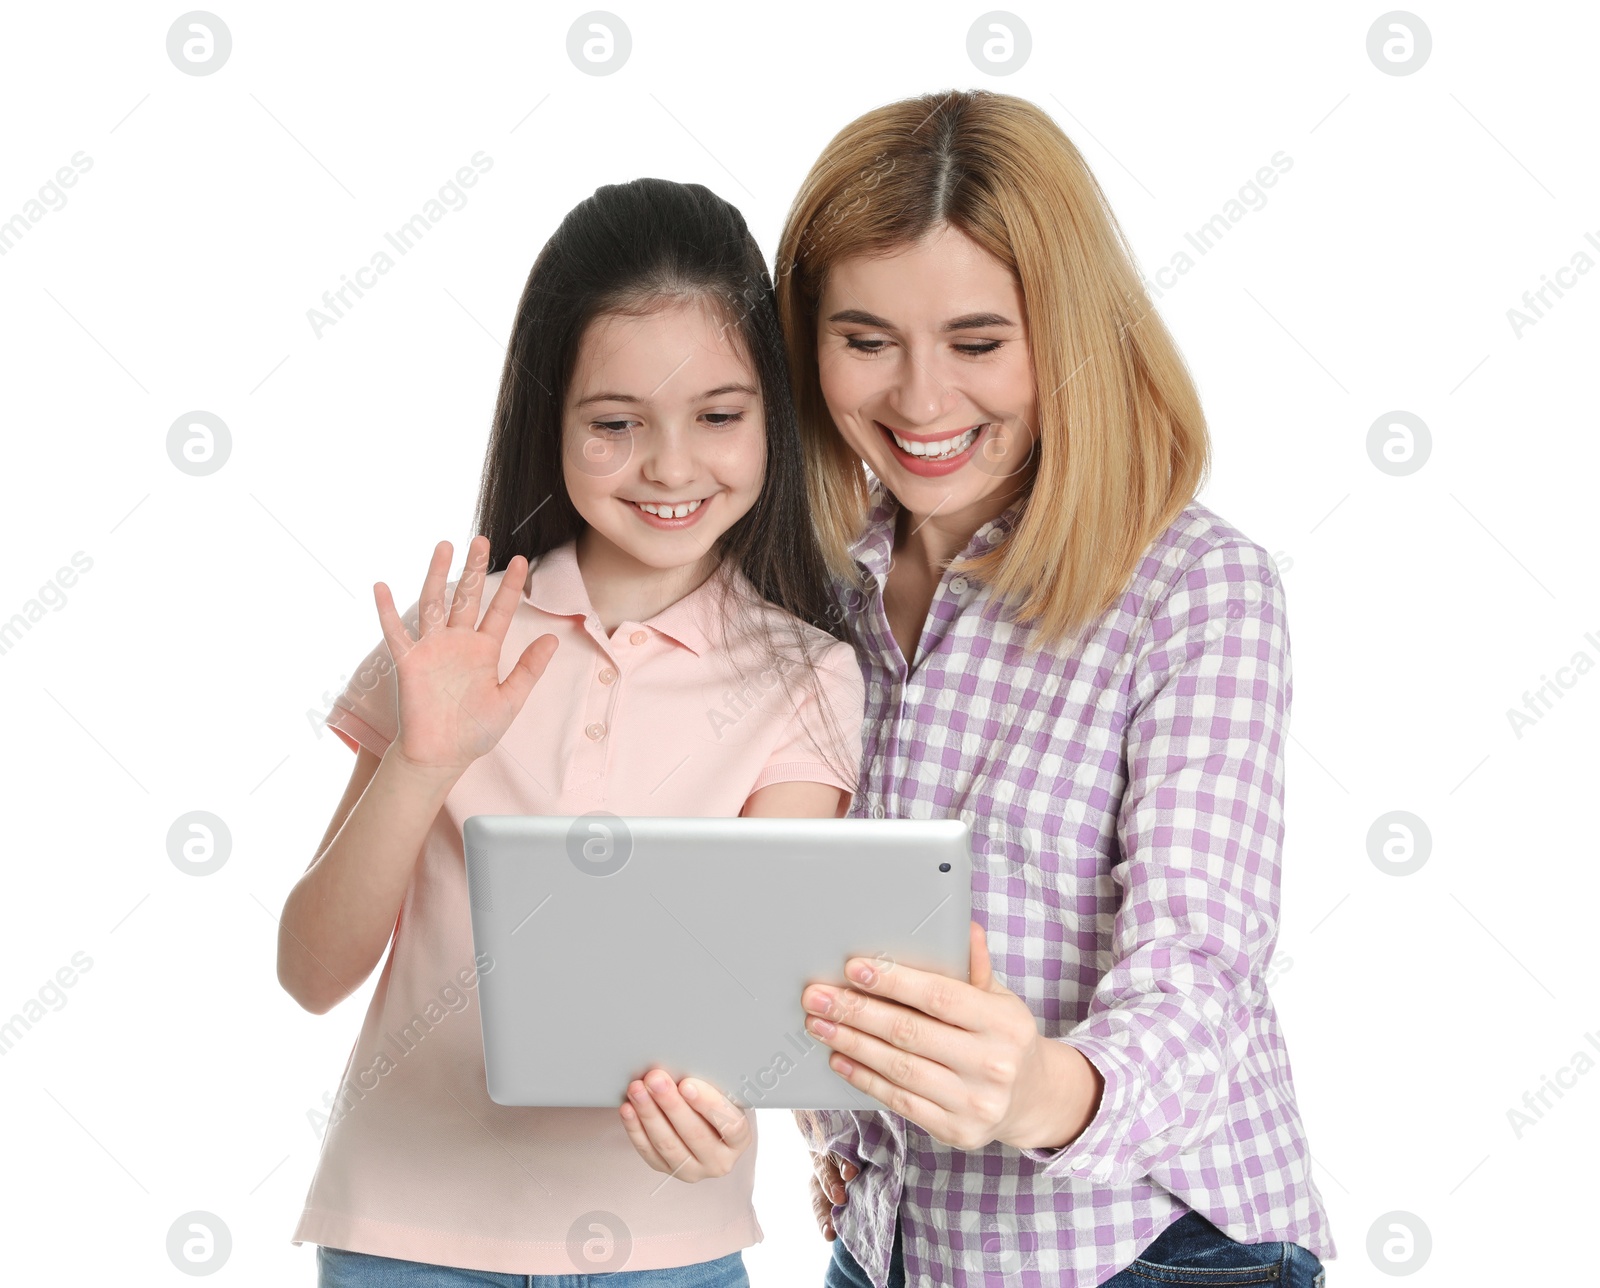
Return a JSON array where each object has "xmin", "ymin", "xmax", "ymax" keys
[
  {"xmin": 682, "ymin": 1081, "xmax": 698, "ymax": 1100},
  {"xmin": 849, "ymin": 961, "xmax": 875, "ymax": 986},
  {"xmin": 804, "ymin": 987, "xmax": 835, "ymax": 1015},
  {"xmin": 808, "ymin": 1016, "xmax": 836, "ymax": 1038}
]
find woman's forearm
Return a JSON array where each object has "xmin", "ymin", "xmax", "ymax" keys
[{"xmin": 278, "ymin": 749, "xmax": 461, "ymax": 1013}]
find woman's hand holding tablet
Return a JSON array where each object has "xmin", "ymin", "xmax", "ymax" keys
[{"xmin": 796, "ymin": 921, "xmax": 1107, "ymax": 1154}]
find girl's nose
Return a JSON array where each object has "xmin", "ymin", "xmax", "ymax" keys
[{"xmin": 640, "ymin": 427, "xmax": 698, "ymax": 489}]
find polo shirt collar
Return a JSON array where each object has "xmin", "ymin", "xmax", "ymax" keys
[{"xmin": 521, "ymin": 538, "xmax": 753, "ymax": 657}]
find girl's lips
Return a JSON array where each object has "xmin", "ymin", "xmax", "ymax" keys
[
  {"xmin": 623, "ymin": 496, "xmax": 710, "ymax": 530},
  {"xmin": 875, "ymin": 421, "xmax": 988, "ymax": 477}
]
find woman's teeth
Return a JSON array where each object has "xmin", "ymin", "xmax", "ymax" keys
[
  {"xmin": 888, "ymin": 425, "xmax": 981, "ymax": 460},
  {"xmin": 632, "ymin": 498, "xmax": 703, "ymax": 518}
]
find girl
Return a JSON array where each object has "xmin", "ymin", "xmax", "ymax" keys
[
  {"xmin": 278, "ymin": 177, "xmax": 865, "ymax": 1285},
  {"xmin": 767, "ymin": 90, "xmax": 1334, "ymax": 1287}
]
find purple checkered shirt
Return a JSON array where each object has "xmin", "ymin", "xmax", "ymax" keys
[{"xmin": 809, "ymin": 479, "xmax": 1337, "ymax": 1287}]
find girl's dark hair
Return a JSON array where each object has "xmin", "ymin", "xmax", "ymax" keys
[{"xmin": 471, "ymin": 177, "xmax": 860, "ymax": 792}]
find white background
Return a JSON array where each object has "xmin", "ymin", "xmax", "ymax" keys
[{"xmin": 1, "ymin": 2, "xmax": 1595, "ymax": 1284}]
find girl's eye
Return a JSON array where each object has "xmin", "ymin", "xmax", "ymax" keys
[
  {"xmin": 844, "ymin": 336, "xmax": 888, "ymax": 354},
  {"xmin": 954, "ymin": 340, "xmax": 1002, "ymax": 356},
  {"xmin": 591, "ymin": 419, "xmax": 636, "ymax": 435},
  {"xmin": 703, "ymin": 412, "xmax": 745, "ymax": 427}
]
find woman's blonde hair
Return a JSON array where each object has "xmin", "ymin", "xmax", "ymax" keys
[{"xmin": 775, "ymin": 89, "xmax": 1210, "ymax": 651}]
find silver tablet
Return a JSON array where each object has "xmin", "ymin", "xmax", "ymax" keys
[{"xmin": 462, "ymin": 814, "xmax": 973, "ymax": 1110}]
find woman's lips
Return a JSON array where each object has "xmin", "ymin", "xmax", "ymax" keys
[{"xmin": 875, "ymin": 420, "xmax": 988, "ymax": 477}]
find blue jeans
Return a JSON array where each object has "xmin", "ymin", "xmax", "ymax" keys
[
  {"xmin": 316, "ymin": 1245, "xmax": 748, "ymax": 1288},
  {"xmin": 825, "ymin": 1211, "xmax": 1325, "ymax": 1287},
  {"xmin": 823, "ymin": 1222, "xmax": 904, "ymax": 1288}
]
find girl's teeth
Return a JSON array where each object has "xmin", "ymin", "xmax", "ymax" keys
[
  {"xmin": 891, "ymin": 426, "xmax": 980, "ymax": 459},
  {"xmin": 636, "ymin": 498, "xmax": 702, "ymax": 518}
]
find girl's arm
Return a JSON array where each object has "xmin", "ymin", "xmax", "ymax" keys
[
  {"xmin": 277, "ymin": 536, "xmax": 556, "ymax": 1016},
  {"xmin": 740, "ymin": 779, "xmax": 849, "ymax": 818},
  {"xmin": 277, "ymin": 745, "xmax": 462, "ymax": 1014}
]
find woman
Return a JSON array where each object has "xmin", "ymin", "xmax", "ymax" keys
[{"xmin": 777, "ymin": 90, "xmax": 1334, "ymax": 1287}]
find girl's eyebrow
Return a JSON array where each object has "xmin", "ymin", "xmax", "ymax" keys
[
  {"xmin": 825, "ymin": 308, "xmax": 1017, "ymax": 331},
  {"xmin": 572, "ymin": 382, "xmax": 759, "ymax": 408}
]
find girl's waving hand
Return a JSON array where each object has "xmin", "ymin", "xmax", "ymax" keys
[{"xmin": 374, "ymin": 534, "xmax": 558, "ymax": 776}]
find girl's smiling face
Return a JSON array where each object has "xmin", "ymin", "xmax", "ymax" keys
[
  {"xmin": 815, "ymin": 223, "xmax": 1039, "ymax": 522},
  {"xmin": 563, "ymin": 298, "xmax": 767, "ymax": 574}
]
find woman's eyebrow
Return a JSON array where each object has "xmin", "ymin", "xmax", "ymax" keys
[
  {"xmin": 943, "ymin": 311, "xmax": 1016, "ymax": 331},
  {"xmin": 827, "ymin": 308, "xmax": 894, "ymax": 328},
  {"xmin": 824, "ymin": 308, "xmax": 1017, "ymax": 331}
]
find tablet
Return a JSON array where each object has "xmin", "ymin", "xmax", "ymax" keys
[{"xmin": 462, "ymin": 813, "xmax": 972, "ymax": 1110}]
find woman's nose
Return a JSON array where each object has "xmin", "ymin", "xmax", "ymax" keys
[{"xmin": 886, "ymin": 346, "xmax": 955, "ymax": 425}]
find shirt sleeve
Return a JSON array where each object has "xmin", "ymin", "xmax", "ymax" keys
[
  {"xmin": 320, "ymin": 593, "xmax": 427, "ymax": 759},
  {"xmin": 748, "ymin": 639, "xmax": 866, "ymax": 801},
  {"xmin": 1019, "ymin": 539, "xmax": 1290, "ymax": 1184}
]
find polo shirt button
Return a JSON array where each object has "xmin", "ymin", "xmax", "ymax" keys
[
  {"xmin": 986, "ymin": 527, "xmax": 1004, "ymax": 544},
  {"xmin": 870, "ymin": 803, "xmax": 886, "ymax": 818},
  {"xmin": 629, "ymin": 630, "xmax": 647, "ymax": 645},
  {"xmin": 585, "ymin": 722, "xmax": 606, "ymax": 740},
  {"xmin": 598, "ymin": 668, "xmax": 616, "ymax": 685},
  {"xmin": 950, "ymin": 576, "xmax": 968, "ymax": 594}
]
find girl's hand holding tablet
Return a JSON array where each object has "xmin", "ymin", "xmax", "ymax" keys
[
  {"xmin": 374, "ymin": 534, "xmax": 559, "ymax": 778},
  {"xmin": 619, "ymin": 1072, "xmax": 753, "ymax": 1182}
]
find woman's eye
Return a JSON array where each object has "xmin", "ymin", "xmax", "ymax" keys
[
  {"xmin": 592, "ymin": 420, "xmax": 634, "ymax": 435},
  {"xmin": 954, "ymin": 341, "xmax": 1002, "ymax": 356},
  {"xmin": 703, "ymin": 412, "xmax": 745, "ymax": 427},
  {"xmin": 844, "ymin": 336, "xmax": 888, "ymax": 354}
]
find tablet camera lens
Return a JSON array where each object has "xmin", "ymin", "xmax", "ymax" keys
[{"xmin": 938, "ymin": 862, "xmax": 951, "ymax": 872}]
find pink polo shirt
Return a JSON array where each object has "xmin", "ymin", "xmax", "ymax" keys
[{"xmin": 290, "ymin": 539, "xmax": 865, "ymax": 1274}]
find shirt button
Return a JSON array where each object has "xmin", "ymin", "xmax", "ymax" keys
[
  {"xmin": 629, "ymin": 630, "xmax": 647, "ymax": 645},
  {"xmin": 598, "ymin": 668, "xmax": 616, "ymax": 685},
  {"xmin": 870, "ymin": 803, "xmax": 886, "ymax": 819},
  {"xmin": 986, "ymin": 528, "xmax": 1004, "ymax": 544},
  {"xmin": 950, "ymin": 576, "xmax": 968, "ymax": 594},
  {"xmin": 585, "ymin": 722, "xmax": 606, "ymax": 740}
]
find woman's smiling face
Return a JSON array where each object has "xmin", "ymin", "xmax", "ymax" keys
[{"xmin": 815, "ymin": 223, "xmax": 1039, "ymax": 522}]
